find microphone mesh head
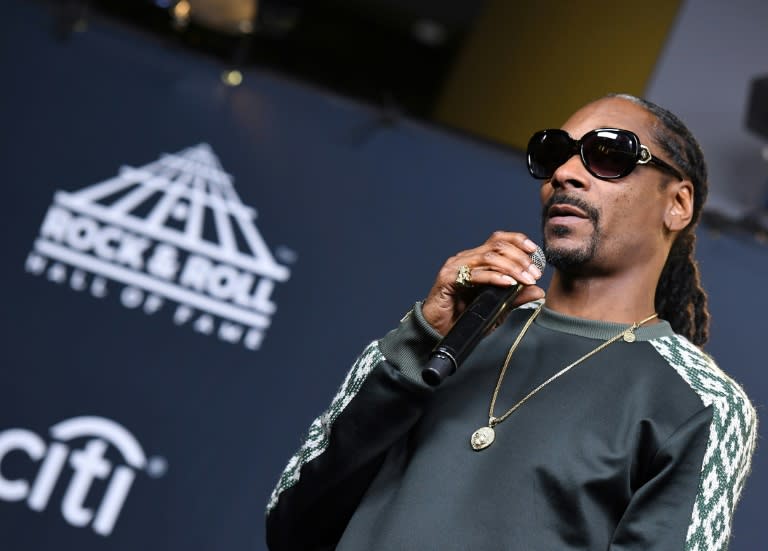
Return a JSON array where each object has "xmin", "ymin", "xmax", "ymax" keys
[{"xmin": 531, "ymin": 246, "xmax": 546, "ymax": 272}]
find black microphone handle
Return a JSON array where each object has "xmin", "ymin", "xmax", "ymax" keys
[{"xmin": 421, "ymin": 284, "xmax": 523, "ymax": 387}]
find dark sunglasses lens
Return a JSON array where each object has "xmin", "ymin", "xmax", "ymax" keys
[
  {"xmin": 581, "ymin": 131, "xmax": 637, "ymax": 178},
  {"xmin": 527, "ymin": 131, "xmax": 572, "ymax": 179}
]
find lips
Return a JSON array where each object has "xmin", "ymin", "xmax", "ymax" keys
[
  {"xmin": 547, "ymin": 204, "xmax": 589, "ymax": 219},
  {"xmin": 541, "ymin": 195, "xmax": 600, "ymax": 232}
]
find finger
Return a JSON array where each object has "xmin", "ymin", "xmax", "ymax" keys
[
  {"xmin": 475, "ymin": 233, "xmax": 543, "ymax": 279},
  {"xmin": 452, "ymin": 231, "xmax": 538, "ymax": 261},
  {"xmin": 479, "ymin": 251, "xmax": 542, "ymax": 284},
  {"xmin": 461, "ymin": 247, "xmax": 543, "ymax": 286},
  {"xmin": 482, "ymin": 231, "xmax": 539, "ymax": 255},
  {"xmin": 512, "ymin": 285, "xmax": 546, "ymax": 308},
  {"xmin": 481, "ymin": 234, "xmax": 542, "ymax": 268},
  {"xmin": 448, "ymin": 252, "xmax": 542, "ymax": 289},
  {"xmin": 459, "ymin": 267, "xmax": 519, "ymax": 288}
]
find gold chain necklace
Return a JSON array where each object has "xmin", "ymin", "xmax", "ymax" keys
[{"xmin": 470, "ymin": 304, "xmax": 658, "ymax": 451}]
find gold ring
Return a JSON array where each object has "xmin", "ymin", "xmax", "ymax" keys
[{"xmin": 455, "ymin": 264, "xmax": 473, "ymax": 287}]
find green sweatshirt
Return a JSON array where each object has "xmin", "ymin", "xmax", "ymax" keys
[{"xmin": 267, "ymin": 302, "xmax": 757, "ymax": 550}]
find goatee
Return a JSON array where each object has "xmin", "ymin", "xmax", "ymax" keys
[{"xmin": 541, "ymin": 194, "xmax": 601, "ymax": 271}]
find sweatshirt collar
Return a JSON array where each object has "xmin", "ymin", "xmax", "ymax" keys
[{"xmin": 533, "ymin": 303, "xmax": 675, "ymax": 342}]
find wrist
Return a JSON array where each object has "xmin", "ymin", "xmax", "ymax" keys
[{"xmin": 420, "ymin": 300, "xmax": 448, "ymax": 336}]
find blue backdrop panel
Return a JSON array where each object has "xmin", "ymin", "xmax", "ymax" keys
[{"xmin": 0, "ymin": 2, "xmax": 764, "ymax": 550}]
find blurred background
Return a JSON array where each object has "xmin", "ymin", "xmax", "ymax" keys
[{"xmin": 1, "ymin": 0, "xmax": 765, "ymax": 549}]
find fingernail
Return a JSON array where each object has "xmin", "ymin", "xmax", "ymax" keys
[
  {"xmin": 520, "ymin": 271, "xmax": 536, "ymax": 285},
  {"xmin": 528, "ymin": 265, "xmax": 542, "ymax": 279},
  {"xmin": 501, "ymin": 275, "xmax": 517, "ymax": 285},
  {"xmin": 523, "ymin": 239, "xmax": 537, "ymax": 251}
]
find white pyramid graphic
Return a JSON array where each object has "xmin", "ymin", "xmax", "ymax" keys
[
  {"xmin": 28, "ymin": 144, "xmax": 291, "ymax": 350},
  {"xmin": 56, "ymin": 144, "xmax": 288, "ymax": 280}
]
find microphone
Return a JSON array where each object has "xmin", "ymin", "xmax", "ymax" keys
[{"xmin": 421, "ymin": 247, "xmax": 546, "ymax": 387}]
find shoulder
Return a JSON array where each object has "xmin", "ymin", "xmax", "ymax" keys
[
  {"xmin": 648, "ymin": 334, "xmax": 758, "ymax": 459},
  {"xmin": 649, "ymin": 334, "xmax": 755, "ymax": 414},
  {"xmin": 648, "ymin": 337, "xmax": 758, "ymax": 549}
]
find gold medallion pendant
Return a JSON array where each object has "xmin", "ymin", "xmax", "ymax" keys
[
  {"xmin": 470, "ymin": 426, "xmax": 495, "ymax": 451},
  {"xmin": 466, "ymin": 305, "xmax": 657, "ymax": 453}
]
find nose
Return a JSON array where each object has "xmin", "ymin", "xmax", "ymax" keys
[{"xmin": 549, "ymin": 154, "xmax": 589, "ymax": 191}]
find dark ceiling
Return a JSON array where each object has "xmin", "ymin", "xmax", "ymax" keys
[{"xmin": 48, "ymin": 0, "xmax": 488, "ymax": 118}]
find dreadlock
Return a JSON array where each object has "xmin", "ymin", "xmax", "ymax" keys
[{"xmin": 609, "ymin": 94, "xmax": 710, "ymax": 346}]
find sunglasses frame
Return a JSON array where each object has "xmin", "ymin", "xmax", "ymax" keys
[{"xmin": 527, "ymin": 128, "xmax": 684, "ymax": 181}]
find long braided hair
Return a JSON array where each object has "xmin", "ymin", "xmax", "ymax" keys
[{"xmin": 610, "ymin": 94, "xmax": 711, "ymax": 346}]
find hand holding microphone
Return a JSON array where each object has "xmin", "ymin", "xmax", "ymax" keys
[{"xmin": 420, "ymin": 233, "xmax": 546, "ymax": 386}]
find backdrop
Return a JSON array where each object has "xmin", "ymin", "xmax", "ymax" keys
[{"xmin": 1, "ymin": 2, "xmax": 764, "ymax": 550}]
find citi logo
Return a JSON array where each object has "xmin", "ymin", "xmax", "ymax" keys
[
  {"xmin": 25, "ymin": 144, "xmax": 294, "ymax": 350},
  {"xmin": 0, "ymin": 416, "xmax": 163, "ymax": 536}
]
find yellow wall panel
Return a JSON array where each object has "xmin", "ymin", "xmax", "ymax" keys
[{"xmin": 436, "ymin": 0, "xmax": 682, "ymax": 149}]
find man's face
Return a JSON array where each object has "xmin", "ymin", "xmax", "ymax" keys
[{"xmin": 539, "ymin": 98, "xmax": 678, "ymax": 275}]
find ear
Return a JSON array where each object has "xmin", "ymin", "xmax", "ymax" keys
[{"xmin": 664, "ymin": 180, "xmax": 694, "ymax": 232}]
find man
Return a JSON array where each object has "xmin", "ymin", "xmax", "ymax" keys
[{"xmin": 266, "ymin": 95, "xmax": 757, "ymax": 550}]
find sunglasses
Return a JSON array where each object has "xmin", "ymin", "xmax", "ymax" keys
[{"xmin": 527, "ymin": 128, "xmax": 684, "ymax": 181}]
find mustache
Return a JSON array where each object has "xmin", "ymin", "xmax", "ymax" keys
[{"xmin": 542, "ymin": 194, "xmax": 600, "ymax": 224}]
